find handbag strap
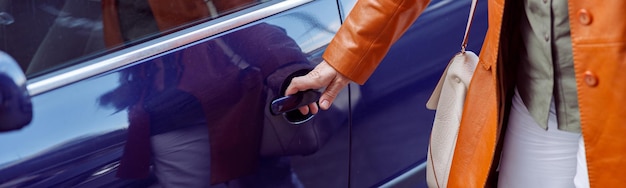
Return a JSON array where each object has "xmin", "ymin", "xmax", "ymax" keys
[
  {"xmin": 425, "ymin": 0, "xmax": 480, "ymax": 110},
  {"xmin": 461, "ymin": 0, "xmax": 478, "ymax": 53}
]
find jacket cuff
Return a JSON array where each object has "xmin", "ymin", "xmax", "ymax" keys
[{"xmin": 322, "ymin": 43, "xmax": 373, "ymax": 85}]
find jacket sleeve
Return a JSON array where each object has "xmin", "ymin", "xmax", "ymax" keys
[{"xmin": 323, "ymin": 0, "xmax": 431, "ymax": 84}]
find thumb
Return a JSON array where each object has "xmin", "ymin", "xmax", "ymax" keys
[{"xmin": 318, "ymin": 73, "xmax": 350, "ymax": 110}]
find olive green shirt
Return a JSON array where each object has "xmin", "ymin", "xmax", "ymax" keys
[{"xmin": 517, "ymin": 0, "xmax": 581, "ymax": 133}]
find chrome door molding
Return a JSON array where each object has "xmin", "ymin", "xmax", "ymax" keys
[{"xmin": 27, "ymin": 0, "xmax": 313, "ymax": 96}]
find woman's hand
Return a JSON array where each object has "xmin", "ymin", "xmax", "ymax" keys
[{"xmin": 285, "ymin": 61, "xmax": 351, "ymax": 115}]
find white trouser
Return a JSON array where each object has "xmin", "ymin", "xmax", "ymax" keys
[
  {"xmin": 497, "ymin": 88, "xmax": 589, "ymax": 188},
  {"xmin": 150, "ymin": 125, "xmax": 212, "ymax": 188}
]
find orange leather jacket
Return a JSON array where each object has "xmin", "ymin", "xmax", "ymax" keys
[{"xmin": 323, "ymin": 0, "xmax": 626, "ymax": 187}]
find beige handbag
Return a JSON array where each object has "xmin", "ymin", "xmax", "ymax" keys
[{"xmin": 425, "ymin": 0, "xmax": 479, "ymax": 187}]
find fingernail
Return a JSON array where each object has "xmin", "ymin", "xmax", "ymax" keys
[{"xmin": 320, "ymin": 100, "xmax": 329, "ymax": 109}]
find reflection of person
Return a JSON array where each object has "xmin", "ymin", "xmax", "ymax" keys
[
  {"xmin": 100, "ymin": 0, "xmax": 312, "ymax": 187},
  {"xmin": 286, "ymin": 0, "xmax": 626, "ymax": 187},
  {"xmin": 101, "ymin": 0, "xmax": 258, "ymax": 47}
]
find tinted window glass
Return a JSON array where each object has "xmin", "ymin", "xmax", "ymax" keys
[{"xmin": 0, "ymin": 0, "xmax": 260, "ymax": 78}]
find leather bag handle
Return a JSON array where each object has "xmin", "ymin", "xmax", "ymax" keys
[
  {"xmin": 461, "ymin": 0, "xmax": 478, "ymax": 53},
  {"xmin": 426, "ymin": 0, "xmax": 480, "ymax": 110}
]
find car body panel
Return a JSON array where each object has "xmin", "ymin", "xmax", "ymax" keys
[
  {"xmin": 0, "ymin": 0, "xmax": 488, "ymax": 187},
  {"xmin": 0, "ymin": 0, "xmax": 349, "ymax": 187}
]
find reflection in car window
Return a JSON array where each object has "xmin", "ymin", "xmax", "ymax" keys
[{"xmin": 0, "ymin": 0, "xmax": 261, "ymax": 78}]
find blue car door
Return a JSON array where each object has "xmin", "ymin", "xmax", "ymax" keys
[{"xmin": 0, "ymin": 0, "xmax": 351, "ymax": 187}]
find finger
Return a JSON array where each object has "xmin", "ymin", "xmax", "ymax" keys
[
  {"xmin": 285, "ymin": 62, "xmax": 334, "ymax": 96},
  {"xmin": 308, "ymin": 103, "xmax": 319, "ymax": 114},
  {"xmin": 287, "ymin": 73, "xmax": 327, "ymax": 95},
  {"xmin": 285, "ymin": 76, "xmax": 305, "ymax": 96},
  {"xmin": 298, "ymin": 105, "xmax": 309, "ymax": 115},
  {"xmin": 296, "ymin": 103, "xmax": 318, "ymax": 115}
]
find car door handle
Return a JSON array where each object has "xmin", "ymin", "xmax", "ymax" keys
[{"xmin": 270, "ymin": 90, "xmax": 321, "ymax": 115}]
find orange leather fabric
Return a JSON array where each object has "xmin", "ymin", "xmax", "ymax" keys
[
  {"xmin": 325, "ymin": 0, "xmax": 626, "ymax": 187},
  {"xmin": 450, "ymin": 0, "xmax": 626, "ymax": 186},
  {"xmin": 453, "ymin": 0, "xmax": 626, "ymax": 186},
  {"xmin": 567, "ymin": 1, "xmax": 626, "ymax": 187},
  {"xmin": 322, "ymin": 0, "xmax": 431, "ymax": 84},
  {"xmin": 448, "ymin": 0, "xmax": 505, "ymax": 186}
]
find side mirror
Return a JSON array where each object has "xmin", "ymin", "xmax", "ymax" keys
[{"xmin": 0, "ymin": 52, "xmax": 32, "ymax": 132}]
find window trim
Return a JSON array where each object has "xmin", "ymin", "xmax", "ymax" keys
[{"xmin": 26, "ymin": 0, "xmax": 313, "ymax": 96}]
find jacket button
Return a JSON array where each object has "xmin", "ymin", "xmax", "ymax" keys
[
  {"xmin": 578, "ymin": 9, "xmax": 592, "ymax": 25},
  {"xmin": 584, "ymin": 71, "xmax": 598, "ymax": 87}
]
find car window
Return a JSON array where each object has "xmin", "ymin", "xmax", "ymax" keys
[{"xmin": 0, "ymin": 0, "xmax": 263, "ymax": 79}]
